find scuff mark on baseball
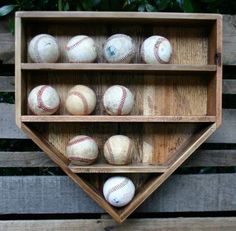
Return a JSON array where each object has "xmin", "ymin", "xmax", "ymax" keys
[
  {"xmin": 66, "ymin": 135, "xmax": 98, "ymax": 165},
  {"xmin": 141, "ymin": 35, "xmax": 172, "ymax": 64},
  {"xmin": 103, "ymin": 34, "xmax": 135, "ymax": 63},
  {"xmin": 65, "ymin": 35, "xmax": 97, "ymax": 63},
  {"xmin": 104, "ymin": 135, "xmax": 134, "ymax": 165},
  {"xmin": 103, "ymin": 176, "xmax": 135, "ymax": 207},
  {"xmin": 65, "ymin": 85, "xmax": 96, "ymax": 115},
  {"xmin": 28, "ymin": 34, "xmax": 60, "ymax": 63},
  {"xmin": 28, "ymin": 85, "xmax": 60, "ymax": 115},
  {"xmin": 103, "ymin": 85, "xmax": 134, "ymax": 115}
]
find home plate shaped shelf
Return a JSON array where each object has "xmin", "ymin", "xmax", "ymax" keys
[{"xmin": 15, "ymin": 11, "xmax": 222, "ymax": 223}]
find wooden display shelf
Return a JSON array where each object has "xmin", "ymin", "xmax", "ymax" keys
[
  {"xmin": 21, "ymin": 63, "xmax": 217, "ymax": 72},
  {"xmin": 21, "ymin": 115, "xmax": 216, "ymax": 123},
  {"xmin": 15, "ymin": 12, "xmax": 222, "ymax": 223},
  {"xmin": 69, "ymin": 163, "xmax": 168, "ymax": 173}
]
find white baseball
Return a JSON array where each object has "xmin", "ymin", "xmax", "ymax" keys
[
  {"xmin": 141, "ymin": 36, "xmax": 172, "ymax": 64},
  {"xmin": 103, "ymin": 34, "xmax": 135, "ymax": 63},
  {"xmin": 66, "ymin": 135, "xmax": 98, "ymax": 165},
  {"xmin": 66, "ymin": 35, "xmax": 97, "ymax": 63},
  {"xmin": 103, "ymin": 176, "xmax": 135, "ymax": 207},
  {"xmin": 103, "ymin": 85, "xmax": 134, "ymax": 115},
  {"xmin": 104, "ymin": 135, "xmax": 134, "ymax": 165},
  {"xmin": 28, "ymin": 34, "xmax": 60, "ymax": 63},
  {"xmin": 28, "ymin": 85, "xmax": 60, "ymax": 115},
  {"xmin": 65, "ymin": 85, "xmax": 96, "ymax": 115}
]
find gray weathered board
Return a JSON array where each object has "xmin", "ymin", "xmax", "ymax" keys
[
  {"xmin": 1, "ymin": 217, "xmax": 236, "ymax": 231},
  {"xmin": 1, "ymin": 174, "xmax": 236, "ymax": 214}
]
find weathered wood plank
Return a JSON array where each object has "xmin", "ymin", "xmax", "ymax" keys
[
  {"xmin": 223, "ymin": 79, "xmax": 236, "ymax": 94},
  {"xmin": 1, "ymin": 217, "xmax": 236, "ymax": 231},
  {"xmin": 0, "ymin": 33, "xmax": 14, "ymax": 64},
  {"xmin": 0, "ymin": 103, "xmax": 235, "ymax": 143},
  {"xmin": 0, "ymin": 103, "xmax": 27, "ymax": 139},
  {"xmin": 0, "ymin": 174, "xmax": 236, "ymax": 214},
  {"xmin": 206, "ymin": 109, "xmax": 236, "ymax": 143},
  {"xmin": 223, "ymin": 15, "xmax": 236, "ymax": 65},
  {"xmin": 0, "ymin": 149, "xmax": 235, "ymax": 168},
  {"xmin": 0, "ymin": 152, "xmax": 55, "ymax": 167},
  {"xmin": 0, "ymin": 15, "xmax": 235, "ymax": 65},
  {"xmin": 0, "ymin": 76, "xmax": 14, "ymax": 92}
]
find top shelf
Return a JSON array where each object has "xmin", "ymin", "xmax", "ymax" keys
[{"xmin": 21, "ymin": 64, "xmax": 217, "ymax": 73}]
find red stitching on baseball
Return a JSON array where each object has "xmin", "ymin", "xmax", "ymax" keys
[
  {"xmin": 106, "ymin": 140, "xmax": 115, "ymax": 164},
  {"xmin": 117, "ymin": 86, "xmax": 127, "ymax": 115},
  {"xmin": 105, "ymin": 178, "xmax": 129, "ymax": 202},
  {"xmin": 37, "ymin": 85, "xmax": 56, "ymax": 112},
  {"xmin": 67, "ymin": 136, "xmax": 92, "ymax": 146},
  {"xmin": 69, "ymin": 91, "xmax": 89, "ymax": 114},
  {"xmin": 66, "ymin": 36, "xmax": 89, "ymax": 51},
  {"xmin": 69, "ymin": 156, "xmax": 95, "ymax": 163},
  {"xmin": 154, "ymin": 37, "xmax": 168, "ymax": 64}
]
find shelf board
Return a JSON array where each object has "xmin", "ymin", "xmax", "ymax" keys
[
  {"xmin": 69, "ymin": 163, "xmax": 168, "ymax": 173},
  {"xmin": 21, "ymin": 115, "xmax": 216, "ymax": 123},
  {"xmin": 21, "ymin": 63, "xmax": 217, "ymax": 73}
]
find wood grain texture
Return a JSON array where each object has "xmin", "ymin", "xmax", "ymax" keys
[
  {"xmin": 1, "ymin": 149, "xmax": 236, "ymax": 168},
  {"xmin": 21, "ymin": 63, "xmax": 217, "ymax": 72},
  {"xmin": 1, "ymin": 173, "xmax": 236, "ymax": 214},
  {"xmin": 2, "ymin": 218, "xmax": 236, "ymax": 231}
]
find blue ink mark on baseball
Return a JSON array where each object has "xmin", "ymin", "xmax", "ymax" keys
[{"xmin": 106, "ymin": 46, "xmax": 116, "ymax": 57}]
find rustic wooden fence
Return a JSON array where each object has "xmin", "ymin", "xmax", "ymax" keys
[{"xmin": 0, "ymin": 15, "xmax": 236, "ymax": 230}]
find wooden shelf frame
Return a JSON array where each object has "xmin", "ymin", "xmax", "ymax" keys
[
  {"xmin": 21, "ymin": 63, "xmax": 217, "ymax": 72},
  {"xmin": 21, "ymin": 115, "xmax": 216, "ymax": 123},
  {"xmin": 15, "ymin": 11, "xmax": 223, "ymax": 223}
]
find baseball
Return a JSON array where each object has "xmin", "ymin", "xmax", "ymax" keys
[
  {"xmin": 103, "ymin": 176, "xmax": 135, "ymax": 207},
  {"xmin": 103, "ymin": 34, "xmax": 135, "ymax": 63},
  {"xmin": 103, "ymin": 85, "xmax": 134, "ymax": 115},
  {"xmin": 28, "ymin": 85, "xmax": 60, "ymax": 115},
  {"xmin": 65, "ymin": 35, "xmax": 97, "ymax": 63},
  {"xmin": 141, "ymin": 36, "xmax": 172, "ymax": 64},
  {"xmin": 65, "ymin": 85, "xmax": 96, "ymax": 115},
  {"xmin": 104, "ymin": 135, "xmax": 134, "ymax": 165},
  {"xmin": 28, "ymin": 34, "xmax": 60, "ymax": 63},
  {"xmin": 66, "ymin": 135, "xmax": 98, "ymax": 165}
]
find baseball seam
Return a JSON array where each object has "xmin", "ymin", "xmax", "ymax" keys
[
  {"xmin": 69, "ymin": 91, "xmax": 89, "ymax": 114},
  {"xmin": 37, "ymin": 85, "xmax": 57, "ymax": 113},
  {"xmin": 67, "ymin": 136, "xmax": 92, "ymax": 146},
  {"xmin": 117, "ymin": 86, "xmax": 127, "ymax": 115},
  {"xmin": 154, "ymin": 37, "xmax": 168, "ymax": 64},
  {"xmin": 105, "ymin": 178, "xmax": 129, "ymax": 202},
  {"xmin": 65, "ymin": 36, "xmax": 89, "ymax": 51},
  {"xmin": 106, "ymin": 140, "xmax": 115, "ymax": 164},
  {"xmin": 104, "ymin": 34, "xmax": 135, "ymax": 63}
]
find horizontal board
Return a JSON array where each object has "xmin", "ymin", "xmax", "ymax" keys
[
  {"xmin": 2, "ymin": 77, "xmax": 234, "ymax": 94},
  {"xmin": 1, "ymin": 217, "xmax": 236, "ymax": 231},
  {"xmin": 0, "ymin": 76, "xmax": 14, "ymax": 92},
  {"xmin": 1, "ymin": 150, "xmax": 235, "ymax": 168},
  {"xmin": 1, "ymin": 103, "xmax": 235, "ymax": 143},
  {"xmin": 0, "ymin": 14, "xmax": 234, "ymax": 65},
  {"xmin": 1, "ymin": 174, "xmax": 236, "ymax": 214}
]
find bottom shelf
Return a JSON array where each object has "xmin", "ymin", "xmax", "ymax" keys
[{"xmin": 69, "ymin": 163, "xmax": 168, "ymax": 173}]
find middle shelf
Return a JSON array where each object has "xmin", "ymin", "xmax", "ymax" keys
[{"xmin": 21, "ymin": 115, "xmax": 216, "ymax": 123}]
